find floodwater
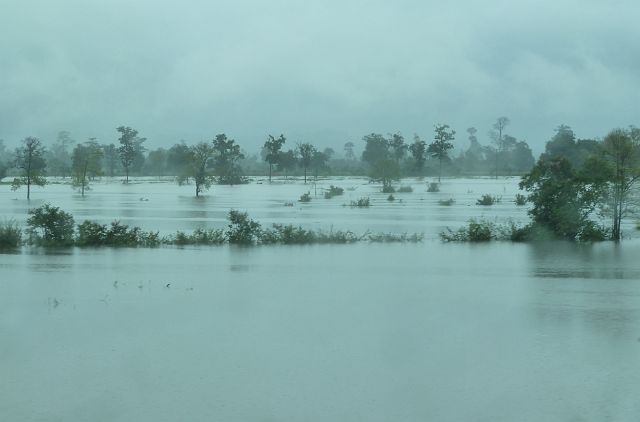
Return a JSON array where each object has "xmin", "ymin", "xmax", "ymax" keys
[{"xmin": 1, "ymin": 177, "xmax": 640, "ymax": 421}]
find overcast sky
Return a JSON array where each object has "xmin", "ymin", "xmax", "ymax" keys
[{"xmin": 1, "ymin": 0, "xmax": 639, "ymax": 155}]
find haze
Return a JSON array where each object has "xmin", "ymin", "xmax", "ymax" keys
[{"xmin": 2, "ymin": 0, "xmax": 639, "ymax": 152}]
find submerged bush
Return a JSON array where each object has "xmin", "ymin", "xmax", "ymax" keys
[
  {"xmin": 476, "ymin": 194, "xmax": 499, "ymax": 206},
  {"xmin": 382, "ymin": 185, "xmax": 396, "ymax": 193},
  {"xmin": 171, "ymin": 227, "xmax": 225, "ymax": 245},
  {"xmin": 440, "ymin": 219, "xmax": 494, "ymax": 242},
  {"xmin": 350, "ymin": 197, "xmax": 370, "ymax": 207},
  {"xmin": 427, "ymin": 182, "xmax": 440, "ymax": 192},
  {"xmin": 514, "ymin": 193, "xmax": 527, "ymax": 206},
  {"xmin": 397, "ymin": 186, "xmax": 413, "ymax": 193},
  {"xmin": 226, "ymin": 210, "xmax": 261, "ymax": 244},
  {"xmin": 77, "ymin": 220, "xmax": 160, "ymax": 247},
  {"xmin": 324, "ymin": 185, "xmax": 344, "ymax": 199},
  {"xmin": 368, "ymin": 232, "xmax": 423, "ymax": 242},
  {"xmin": 0, "ymin": 220, "xmax": 22, "ymax": 249},
  {"xmin": 387, "ymin": 194, "xmax": 395, "ymax": 202},
  {"xmin": 438, "ymin": 198, "xmax": 455, "ymax": 206},
  {"xmin": 259, "ymin": 224, "xmax": 361, "ymax": 244},
  {"xmin": 27, "ymin": 204, "xmax": 75, "ymax": 246},
  {"xmin": 299, "ymin": 192, "xmax": 311, "ymax": 202}
]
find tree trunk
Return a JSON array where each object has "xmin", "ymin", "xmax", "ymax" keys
[
  {"xmin": 304, "ymin": 167, "xmax": 307, "ymax": 184},
  {"xmin": 269, "ymin": 164, "xmax": 272, "ymax": 182},
  {"xmin": 438, "ymin": 158, "xmax": 442, "ymax": 182}
]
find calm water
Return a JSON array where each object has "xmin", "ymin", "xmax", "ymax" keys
[{"xmin": 1, "ymin": 178, "xmax": 639, "ymax": 421}]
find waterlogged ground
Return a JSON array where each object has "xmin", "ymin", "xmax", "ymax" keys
[{"xmin": 1, "ymin": 177, "xmax": 640, "ymax": 421}]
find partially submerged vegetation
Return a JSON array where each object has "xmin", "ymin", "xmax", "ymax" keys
[
  {"xmin": 476, "ymin": 194, "xmax": 500, "ymax": 206},
  {"xmin": 323, "ymin": 185, "xmax": 344, "ymax": 199},
  {"xmin": 2, "ymin": 204, "xmax": 423, "ymax": 250},
  {"xmin": 350, "ymin": 197, "xmax": 371, "ymax": 207}
]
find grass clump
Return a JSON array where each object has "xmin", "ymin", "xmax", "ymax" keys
[
  {"xmin": 324, "ymin": 185, "xmax": 344, "ymax": 199},
  {"xmin": 427, "ymin": 182, "xmax": 440, "ymax": 192},
  {"xmin": 350, "ymin": 197, "xmax": 370, "ymax": 207},
  {"xmin": 0, "ymin": 220, "xmax": 22, "ymax": 249},
  {"xmin": 397, "ymin": 186, "xmax": 413, "ymax": 193},
  {"xmin": 514, "ymin": 193, "xmax": 527, "ymax": 206},
  {"xmin": 299, "ymin": 192, "xmax": 312, "ymax": 202},
  {"xmin": 476, "ymin": 194, "xmax": 500, "ymax": 206},
  {"xmin": 438, "ymin": 198, "xmax": 455, "ymax": 206}
]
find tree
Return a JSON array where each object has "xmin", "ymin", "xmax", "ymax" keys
[
  {"xmin": 344, "ymin": 141, "xmax": 356, "ymax": 160},
  {"xmin": 177, "ymin": 142, "xmax": 216, "ymax": 197},
  {"xmin": 145, "ymin": 148, "xmax": 167, "ymax": 177},
  {"xmin": 388, "ymin": 133, "xmax": 407, "ymax": 162},
  {"xmin": 599, "ymin": 128, "xmax": 640, "ymax": 241},
  {"xmin": 212, "ymin": 134, "xmax": 245, "ymax": 185},
  {"xmin": 310, "ymin": 150, "xmax": 329, "ymax": 180},
  {"xmin": 361, "ymin": 133, "xmax": 389, "ymax": 165},
  {"xmin": 297, "ymin": 142, "xmax": 316, "ymax": 183},
  {"xmin": 428, "ymin": 124, "xmax": 455, "ymax": 182},
  {"xmin": 12, "ymin": 136, "xmax": 47, "ymax": 200},
  {"xmin": 489, "ymin": 117, "xmax": 510, "ymax": 178},
  {"xmin": 167, "ymin": 142, "xmax": 191, "ymax": 176},
  {"xmin": 370, "ymin": 159, "xmax": 400, "ymax": 190},
  {"xmin": 263, "ymin": 134, "xmax": 286, "ymax": 182},
  {"xmin": 409, "ymin": 135, "xmax": 427, "ymax": 173},
  {"xmin": 117, "ymin": 126, "xmax": 146, "ymax": 183},
  {"xmin": 102, "ymin": 143, "xmax": 120, "ymax": 177},
  {"xmin": 277, "ymin": 149, "xmax": 297, "ymax": 179},
  {"xmin": 72, "ymin": 140, "xmax": 103, "ymax": 196},
  {"xmin": 45, "ymin": 131, "xmax": 74, "ymax": 177},
  {"xmin": 26, "ymin": 204, "xmax": 75, "ymax": 246}
]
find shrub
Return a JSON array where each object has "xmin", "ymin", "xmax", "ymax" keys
[
  {"xmin": 382, "ymin": 185, "xmax": 396, "ymax": 193},
  {"xmin": 350, "ymin": 197, "xmax": 370, "ymax": 207},
  {"xmin": 438, "ymin": 198, "xmax": 455, "ymax": 206},
  {"xmin": 226, "ymin": 210, "xmax": 261, "ymax": 244},
  {"xmin": 105, "ymin": 221, "xmax": 141, "ymax": 246},
  {"xmin": 299, "ymin": 192, "xmax": 311, "ymax": 202},
  {"xmin": 476, "ymin": 194, "xmax": 498, "ymax": 206},
  {"xmin": 0, "ymin": 220, "xmax": 22, "ymax": 249},
  {"xmin": 578, "ymin": 221, "xmax": 609, "ymax": 242},
  {"xmin": 427, "ymin": 182, "xmax": 440, "ymax": 192},
  {"xmin": 368, "ymin": 232, "xmax": 423, "ymax": 242},
  {"xmin": 440, "ymin": 219, "xmax": 494, "ymax": 242},
  {"xmin": 26, "ymin": 204, "xmax": 75, "ymax": 246},
  {"xmin": 324, "ymin": 185, "xmax": 344, "ymax": 199},
  {"xmin": 76, "ymin": 221, "xmax": 108, "ymax": 246},
  {"xmin": 515, "ymin": 193, "xmax": 527, "ymax": 206},
  {"xmin": 387, "ymin": 194, "xmax": 395, "ymax": 201},
  {"xmin": 397, "ymin": 186, "xmax": 413, "ymax": 193},
  {"xmin": 77, "ymin": 220, "xmax": 160, "ymax": 247}
]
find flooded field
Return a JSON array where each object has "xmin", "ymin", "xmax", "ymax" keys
[{"xmin": 2, "ymin": 177, "xmax": 640, "ymax": 421}]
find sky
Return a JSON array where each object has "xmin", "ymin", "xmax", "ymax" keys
[{"xmin": 1, "ymin": 0, "xmax": 639, "ymax": 155}]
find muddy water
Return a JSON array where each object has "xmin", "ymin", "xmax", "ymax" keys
[{"xmin": 1, "ymin": 178, "xmax": 639, "ymax": 421}]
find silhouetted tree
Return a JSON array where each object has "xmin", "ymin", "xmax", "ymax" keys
[
  {"xmin": 212, "ymin": 134, "xmax": 245, "ymax": 185},
  {"xmin": 178, "ymin": 142, "xmax": 216, "ymax": 197},
  {"xmin": 409, "ymin": 135, "xmax": 427, "ymax": 173},
  {"xmin": 263, "ymin": 134, "xmax": 286, "ymax": 182},
  {"xmin": 72, "ymin": 140, "xmax": 103, "ymax": 196},
  {"xmin": 117, "ymin": 126, "xmax": 146, "ymax": 183},
  {"xmin": 297, "ymin": 142, "xmax": 316, "ymax": 183},
  {"xmin": 344, "ymin": 141, "xmax": 356, "ymax": 160},
  {"xmin": 428, "ymin": 124, "xmax": 455, "ymax": 182},
  {"xmin": 12, "ymin": 136, "xmax": 47, "ymax": 199},
  {"xmin": 489, "ymin": 117, "xmax": 510, "ymax": 178}
]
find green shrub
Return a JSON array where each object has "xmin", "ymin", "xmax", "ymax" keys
[
  {"xmin": 397, "ymin": 186, "xmax": 413, "ymax": 193},
  {"xmin": 438, "ymin": 198, "xmax": 455, "ymax": 206},
  {"xmin": 324, "ymin": 185, "xmax": 344, "ymax": 199},
  {"xmin": 368, "ymin": 232, "xmax": 423, "ymax": 242},
  {"xmin": 387, "ymin": 194, "xmax": 395, "ymax": 201},
  {"xmin": 299, "ymin": 192, "xmax": 311, "ymax": 202},
  {"xmin": 476, "ymin": 194, "xmax": 498, "ymax": 206},
  {"xmin": 26, "ymin": 204, "xmax": 75, "ymax": 246},
  {"xmin": 0, "ymin": 220, "xmax": 22, "ymax": 249},
  {"xmin": 76, "ymin": 221, "xmax": 108, "ymax": 246},
  {"xmin": 382, "ymin": 185, "xmax": 396, "ymax": 193},
  {"xmin": 427, "ymin": 182, "xmax": 440, "ymax": 192},
  {"xmin": 440, "ymin": 219, "xmax": 494, "ymax": 242},
  {"xmin": 105, "ymin": 221, "xmax": 141, "ymax": 246},
  {"xmin": 350, "ymin": 197, "xmax": 370, "ymax": 207},
  {"xmin": 226, "ymin": 210, "xmax": 261, "ymax": 244},
  {"xmin": 515, "ymin": 193, "xmax": 527, "ymax": 206},
  {"xmin": 578, "ymin": 221, "xmax": 609, "ymax": 242}
]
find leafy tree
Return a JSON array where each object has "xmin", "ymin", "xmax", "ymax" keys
[
  {"xmin": 323, "ymin": 147, "xmax": 335, "ymax": 160},
  {"xmin": 145, "ymin": 147, "xmax": 167, "ymax": 177},
  {"xmin": 101, "ymin": 143, "xmax": 120, "ymax": 177},
  {"xmin": 71, "ymin": 140, "xmax": 103, "ymax": 196},
  {"xmin": 26, "ymin": 204, "xmax": 75, "ymax": 246},
  {"xmin": 297, "ymin": 142, "xmax": 316, "ymax": 183},
  {"xmin": 117, "ymin": 126, "xmax": 146, "ymax": 183},
  {"xmin": 44, "ymin": 131, "xmax": 74, "ymax": 177},
  {"xmin": 388, "ymin": 133, "xmax": 407, "ymax": 162},
  {"xmin": 167, "ymin": 142, "xmax": 191, "ymax": 176},
  {"xmin": 370, "ymin": 159, "xmax": 400, "ymax": 190},
  {"xmin": 177, "ymin": 142, "xmax": 216, "ymax": 197},
  {"xmin": 263, "ymin": 134, "xmax": 286, "ymax": 182},
  {"xmin": 277, "ymin": 149, "xmax": 297, "ymax": 179},
  {"xmin": 361, "ymin": 133, "xmax": 389, "ymax": 165},
  {"xmin": 428, "ymin": 124, "xmax": 455, "ymax": 182},
  {"xmin": 409, "ymin": 135, "xmax": 427, "ymax": 172},
  {"xmin": 599, "ymin": 128, "xmax": 640, "ymax": 240},
  {"xmin": 212, "ymin": 134, "xmax": 246, "ymax": 185},
  {"xmin": 226, "ymin": 210, "xmax": 261, "ymax": 244},
  {"xmin": 12, "ymin": 136, "xmax": 47, "ymax": 199},
  {"xmin": 311, "ymin": 150, "xmax": 329, "ymax": 180},
  {"xmin": 489, "ymin": 117, "xmax": 510, "ymax": 178},
  {"xmin": 344, "ymin": 141, "xmax": 356, "ymax": 160}
]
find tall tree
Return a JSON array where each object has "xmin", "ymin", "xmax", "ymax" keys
[
  {"xmin": 102, "ymin": 143, "xmax": 120, "ymax": 177},
  {"xmin": 361, "ymin": 133, "xmax": 389, "ymax": 165},
  {"xmin": 12, "ymin": 136, "xmax": 47, "ymax": 199},
  {"xmin": 343, "ymin": 141, "xmax": 356, "ymax": 160},
  {"xmin": 277, "ymin": 149, "xmax": 297, "ymax": 179},
  {"xmin": 45, "ymin": 131, "xmax": 74, "ymax": 177},
  {"xmin": 409, "ymin": 135, "xmax": 427, "ymax": 173},
  {"xmin": 599, "ymin": 128, "xmax": 640, "ymax": 241},
  {"xmin": 177, "ymin": 142, "xmax": 216, "ymax": 197},
  {"xmin": 297, "ymin": 142, "xmax": 316, "ymax": 183},
  {"xmin": 263, "ymin": 134, "xmax": 286, "ymax": 182},
  {"xmin": 428, "ymin": 124, "xmax": 456, "ymax": 182},
  {"xmin": 212, "ymin": 134, "xmax": 245, "ymax": 185},
  {"xmin": 388, "ymin": 133, "xmax": 407, "ymax": 162},
  {"xmin": 71, "ymin": 140, "xmax": 103, "ymax": 196},
  {"xmin": 489, "ymin": 117, "xmax": 510, "ymax": 178},
  {"xmin": 117, "ymin": 126, "xmax": 146, "ymax": 183},
  {"xmin": 311, "ymin": 150, "xmax": 329, "ymax": 180}
]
